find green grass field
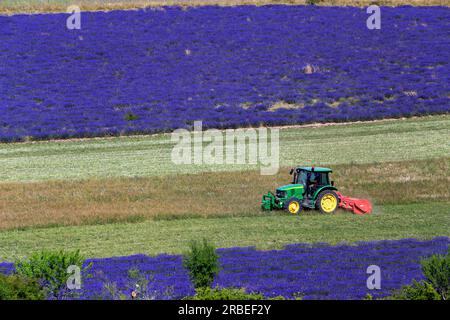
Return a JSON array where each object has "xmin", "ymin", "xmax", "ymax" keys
[
  {"xmin": 0, "ymin": 115, "xmax": 449, "ymax": 260},
  {"xmin": 0, "ymin": 202, "xmax": 448, "ymax": 261}
]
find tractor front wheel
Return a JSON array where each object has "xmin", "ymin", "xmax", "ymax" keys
[
  {"xmin": 317, "ymin": 190, "xmax": 339, "ymax": 214},
  {"xmin": 285, "ymin": 198, "xmax": 302, "ymax": 215}
]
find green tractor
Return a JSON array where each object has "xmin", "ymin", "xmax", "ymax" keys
[{"xmin": 261, "ymin": 166, "xmax": 372, "ymax": 215}]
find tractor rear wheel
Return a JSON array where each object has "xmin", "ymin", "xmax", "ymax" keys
[
  {"xmin": 317, "ymin": 190, "xmax": 339, "ymax": 214},
  {"xmin": 285, "ymin": 198, "xmax": 302, "ymax": 215}
]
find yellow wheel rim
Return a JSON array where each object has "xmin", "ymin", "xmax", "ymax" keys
[
  {"xmin": 288, "ymin": 201, "xmax": 300, "ymax": 214},
  {"xmin": 320, "ymin": 194, "xmax": 338, "ymax": 213}
]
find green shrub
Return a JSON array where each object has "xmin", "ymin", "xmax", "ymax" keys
[
  {"xmin": 306, "ymin": 0, "xmax": 322, "ymax": 5},
  {"xmin": 186, "ymin": 287, "xmax": 287, "ymax": 300},
  {"xmin": 15, "ymin": 250, "xmax": 88, "ymax": 299},
  {"xmin": 392, "ymin": 280, "xmax": 441, "ymax": 300},
  {"xmin": 390, "ymin": 248, "xmax": 450, "ymax": 300},
  {"xmin": 124, "ymin": 112, "xmax": 138, "ymax": 121},
  {"xmin": 0, "ymin": 274, "xmax": 45, "ymax": 300},
  {"xmin": 183, "ymin": 239, "xmax": 219, "ymax": 289},
  {"xmin": 188, "ymin": 287, "xmax": 265, "ymax": 300},
  {"xmin": 420, "ymin": 250, "xmax": 450, "ymax": 300}
]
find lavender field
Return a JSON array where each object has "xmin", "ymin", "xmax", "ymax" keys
[
  {"xmin": 0, "ymin": 4, "xmax": 449, "ymax": 302},
  {"xmin": 2, "ymin": 237, "xmax": 448, "ymax": 300},
  {"xmin": 1, "ymin": 6, "xmax": 449, "ymax": 142}
]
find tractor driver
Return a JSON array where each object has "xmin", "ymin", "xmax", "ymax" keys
[{"xmin": 307, "ymin": 172, "xmax": 319, "ymax": 198}]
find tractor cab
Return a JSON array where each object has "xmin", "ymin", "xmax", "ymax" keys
[{"xmin": 291, "ymin": 167, "xmax": 334, "ymax": 202}]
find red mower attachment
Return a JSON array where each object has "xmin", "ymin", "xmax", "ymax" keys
[{"xmin": 336, "ymin": 192, "xmax": 372, "ymax": 215}]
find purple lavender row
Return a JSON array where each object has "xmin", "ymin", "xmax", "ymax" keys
[{"xmin": 4, "ymin": 237, "xmax": 448, "ymax": 299}]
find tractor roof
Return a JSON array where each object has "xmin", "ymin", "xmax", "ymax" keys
[{"xmin": 298, "ymin": 166, "xmax": 332, "ymax": 173}]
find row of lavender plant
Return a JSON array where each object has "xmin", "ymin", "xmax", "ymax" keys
[
  {"xmin": 3, "ymin": 237, "xmax": 447, "ymax": 299},
  {"xmin": 1, "ymin": 6, "xmax": 449, "ymax": 142}
]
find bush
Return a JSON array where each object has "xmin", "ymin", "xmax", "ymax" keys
[
  {"xmin": 183, "ymin": 239, "xmax": 219, "ymax": 289},
  {"xmin": 393, "ymin": 280, "xmax": 441, "ymax": 300},
  {"xmin": 187, "ymin": 287, "xmax": 287, "ymax": 300},
  {"xmin": 15, "ymin": 250, "xmax": 88, "ymax": 299},
  {"xmin": 391, "ymin": 247, "xmax": 450, "ymax": 300},
  {"xmin": 0, "ymin": 274, "xmax": 45, "ymax": 300},
  {"xmin": 420, "ymin": 250, "xmax": 450, "ymax": 299},
  {"xmin": 124, "ymin": 112, "xmax": 139, "ymax": 121},
  {"xmin": 188, "ymin": 287, "xmax": 265, "ymax": 300},
  {"xmin": 306, "ymin": 0, "xmax": 322, "ymax": 5}
]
